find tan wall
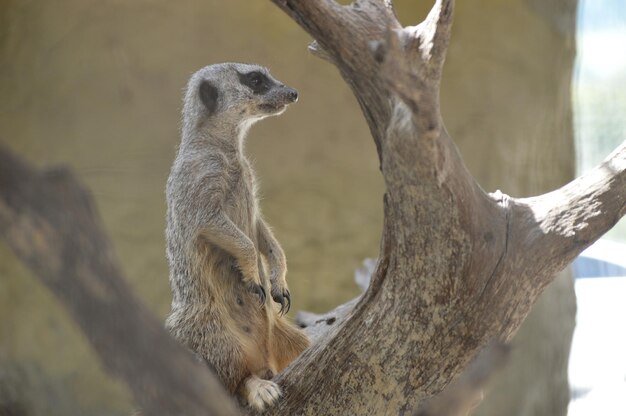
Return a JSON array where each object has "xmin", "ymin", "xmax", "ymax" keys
[{"xmin": 0, "ymin": 0, "xmax": 576, "ymax": 414}]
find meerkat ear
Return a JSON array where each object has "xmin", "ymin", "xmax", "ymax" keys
[{"xmin": 199, "ymin": 80, "xmax": 219, "ymax": 115}]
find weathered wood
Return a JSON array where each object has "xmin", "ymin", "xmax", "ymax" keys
[
  {"xmin": 295, "ymin": 262, "xmax": 511, "ymax": 416},
  {"xmin": 0, "ymin": 145, "xmax": 239, "ymax": 416}
]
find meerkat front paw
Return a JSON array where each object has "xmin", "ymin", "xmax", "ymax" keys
[
  {"xmin": 271, "ymin": 286, "xmax": 291, "ymax": 315},
  {"xmin": 244, "ymin": 376, "xmax": 282, "ymax": 411},
  {"xmin": 247, "ymin": 281, "xmax": 266, "ymax": 305},
  {"xmin": 235, "ymin": 261, "xmax": 266, "ymax": 305}
]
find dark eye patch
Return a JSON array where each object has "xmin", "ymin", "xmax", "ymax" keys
[{"xmin": 238, "ymin": 71, "xmax": 272, "ymax": 95}]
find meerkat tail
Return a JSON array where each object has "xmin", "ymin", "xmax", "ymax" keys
[{"xmin": 271, "ymin": 317, "xmax": 311, "ymax": 372}]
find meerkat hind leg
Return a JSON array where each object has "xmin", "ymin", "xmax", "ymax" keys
[{"xmin": 242, "ymin": 375, "xmax": 282, "ymax": 411}]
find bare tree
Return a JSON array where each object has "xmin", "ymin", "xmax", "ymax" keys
[{"xmin": 0, "ymin": 0, "xmax": 624, "ymax": 415}]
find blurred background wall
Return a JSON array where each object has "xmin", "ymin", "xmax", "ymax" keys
[{"xmin": 0, "ymin": 0, "xmax": 577, "ymax": 415}]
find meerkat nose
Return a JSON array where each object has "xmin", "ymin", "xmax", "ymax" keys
[{"xmin": 286, "ymin": 87, "xmax": 298, "ymax": 103}]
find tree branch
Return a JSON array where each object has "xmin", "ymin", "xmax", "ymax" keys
[
  {"xmin": 522, "ymin": 141, "xmax": 626, "ymax": 271},
  {"xmin": 273, "ymin": 0, "xmax": 401, "ymax": 158},
  {"xmin": 0, "ymin": 145, "xmax": 239, "ymax": 416},
  {"xmin": 410, "ymin": 0, "xmax": 454, "ymax": 82}
]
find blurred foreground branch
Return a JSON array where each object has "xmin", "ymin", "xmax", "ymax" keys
[{"xmin": 0, "ymin": 145, "xmax": 238, "ymax": 416}]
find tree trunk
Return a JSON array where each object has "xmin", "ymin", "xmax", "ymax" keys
[{"xmin": 1, "ymin": 1, "xmax": 624, "ymax": 416}]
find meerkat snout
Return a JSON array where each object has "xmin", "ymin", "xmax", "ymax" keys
[
  {"xmin": 256, "ymin": 85, "xmax": 298, "ymax": 115},
  {"xmin": 283, "ymin": 85, "xmax": 298, "ymax": 103},
  {"xmin": 285, "ymin": 86, "xmax": 298, "ymax": 102}
]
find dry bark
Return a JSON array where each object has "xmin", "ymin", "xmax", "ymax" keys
[{"xmin": 1, "ymin": 0, "xmax": 625, "ymax": 415}]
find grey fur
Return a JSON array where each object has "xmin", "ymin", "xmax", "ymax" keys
[{"xmin": 164, "ymin": 63, "xmax": 308, "ymax": 410}]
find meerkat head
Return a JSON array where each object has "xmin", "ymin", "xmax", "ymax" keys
[{"xmin": 183, "ymin": 63, "xmax": 298, "ymax": 136}]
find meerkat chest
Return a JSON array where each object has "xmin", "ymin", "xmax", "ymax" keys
[
  {"xmin": 241, "ymin": 163, "xmax": 258, "ymax": 199},
  {"xmin": 230, "ymin": 161, "xmax": 257, "ymax": 201},
  {"xmin": 225, "ymin": 160, "xmax": 259, "ymax": 230}
]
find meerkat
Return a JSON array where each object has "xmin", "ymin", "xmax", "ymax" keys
[{"xmin": 164, "ymin": 63, "xmax": 310, "ymax": 411}]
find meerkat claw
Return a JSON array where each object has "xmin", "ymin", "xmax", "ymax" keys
[
  {"xmin": 280, "ymin": 289, "xmax": 291, "ymax": 315},
  {"xmin": 272, "ymin": 289, "xmax": 291, "ymax": 315},
  {"xmin": 283, "ymin": 289, "xmax": 291, "ymax": 314},
  {"xmin": 248, "ymin": 283, "xmax": 266, "ymax": 305},
  {"xmin": 272, "ymin": 292, "xmax": 285, "ymax": 314}
]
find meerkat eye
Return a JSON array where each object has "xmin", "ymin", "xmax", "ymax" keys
[
  {"xmin": 250, "ymin": 73, "xmax": 262, "ymax": 86},
  {"xmin": 238, "ymin": 71, "xmax": 271, "ymax": 95}
]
